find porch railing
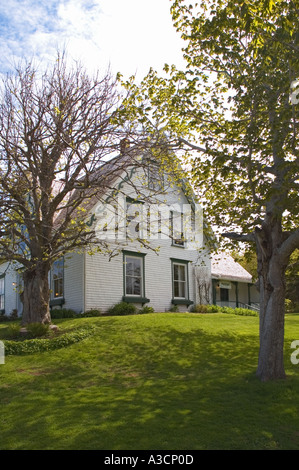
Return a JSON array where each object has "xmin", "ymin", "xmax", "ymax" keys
[{"xmin": 216, "ymin": 301, "xmax": 260, "ymax": 312}]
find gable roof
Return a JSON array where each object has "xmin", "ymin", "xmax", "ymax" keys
[
  {"xmin": 54, "ymin": 146, "xmax": 199, "ymax": 227},
  {"xmin": 211, "ymin": 252, "xmax": 252, "ymax": 283},
  {"xmin": 54, "ymin": 151, "xmax": 138, "ymax": 226}
]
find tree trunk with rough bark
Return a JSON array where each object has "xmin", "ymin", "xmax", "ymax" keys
[
  {"xmin": 255, "ymin": 224, "xmax": 287, "ymax": 381},
  {"xmin": 21, "ymin": 264, "xmax": 51, "ymax": 325}
]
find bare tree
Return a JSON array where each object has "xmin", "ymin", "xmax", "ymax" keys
[
  {"xmin": 195, "ymin": 266, "xmax": 211, "ymax": 305},
  {"xmin": 0, "ymin": 54, "xmax": 181, "ymax": 324}
]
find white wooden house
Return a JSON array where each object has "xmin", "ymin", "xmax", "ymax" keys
[
  {"xmin": 211, "ymin": 252, "xmax": 260, "ymax": 310},
  {"xmin": 0, "ymin": 151, "xmax": 259, "ymax": 316}
]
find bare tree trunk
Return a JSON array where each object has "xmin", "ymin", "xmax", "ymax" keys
[
  {"xmin": 256, "ymin": 227, "xmax": 287, "ymax": 381},
  {"xmin": 22, "ymin": 264, "xmax": 51, "ymax": 325}
]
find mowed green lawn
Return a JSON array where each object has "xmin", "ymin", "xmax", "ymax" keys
[{"xmin": 1, "ymin": 312, "xmax": 299, "ymax": 450}]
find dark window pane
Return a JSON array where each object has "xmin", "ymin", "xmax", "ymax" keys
[
  {"xmin": 220, "ymin": 288, "xmax": 229, "ymax": 302},
  {"xmin": 125, "ymin": 256, "xmax": 143, "ymax": 296},
  {"xmin": 126, "ymin": 276, "xmax": 133, "ymax": 295},
  {"xmin": 133, "ymin": 278, "xmax": 141, "ymax": 295}
]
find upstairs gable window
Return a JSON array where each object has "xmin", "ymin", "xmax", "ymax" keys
[
  {"xmin": 170, "ymin": 211, "xmax": 185, "ymax": 247},
  {"xmin": 148, "ymin": 164, "xmax": 164, "ymax": 191}
]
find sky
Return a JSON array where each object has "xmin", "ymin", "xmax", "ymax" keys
[{"xmin": 0, "ymin": 0, "xmax": 185, "ymax": 80}]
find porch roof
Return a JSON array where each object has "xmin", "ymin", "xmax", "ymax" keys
[{"xmin": 211, "ymin": 252, "xmax": 252, "ymax": 283}]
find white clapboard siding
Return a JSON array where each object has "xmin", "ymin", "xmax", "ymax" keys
[
  {"xmin": 62, "ymin": 252, "xmax": 84, "ymax": 314},
  {"xmin": 0, "ymin": 262, "xmax": 20, "ymax": 315}
]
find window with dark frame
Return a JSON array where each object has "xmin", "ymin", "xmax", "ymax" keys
[
  {"xmin": 173, "ymin": 262, "xmax": 187, "ymax": 298},
  {"xmin": 220, "ymin": 288, "xmax": 229, "ymax": 302},
  {"xmin": 51, "ymin": 258, "xmax": 64, "ymax": 298},
  {"xmin": 0, "ymin": 276, "xmax": 4, "ymax": 310},
  {"xmin": 170, "ymin": 211, "xmax": 185, "ymax": 247},
  {"xmin": 125, "ymin": 255, "xmax": 143, "ymax": 297},
  {"xmin": 122, "ymin": 251, "xmax": 149, "ymax": 305},
  {"xmin": 148, "ymin": 164, "xmax": 164, "ymax": 191},
  {"xmin": 126, "ymin": 199, "xmax": 143, "ymax": 240}
]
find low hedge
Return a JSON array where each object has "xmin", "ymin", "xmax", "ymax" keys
[
  {"xmin": 107, "ymin": 302, "xmax": 137, "ymax": 316},
  {"xmin": 190, "ymin": 304, "xmax": 258, "ymax": 316},
  {"xmin": 4, "ymin": 325, "xmax": 96, "ymax": 356},
  {"xmin": 51, "ymin": 308, "xmax": 102, "ymax": 319}
]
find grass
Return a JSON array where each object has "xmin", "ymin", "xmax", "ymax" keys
[{"xmin": 0, "ymin": 312, "xmax": 299, "ymax": 450}]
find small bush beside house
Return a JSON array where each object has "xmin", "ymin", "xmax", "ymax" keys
[
  {"xmin": 191, "ymin": 304, "xmax": 258, "ymax": 316},
  {"xmin": 108, "ymin": 302, "xmax": 137, "ymax": 316}
]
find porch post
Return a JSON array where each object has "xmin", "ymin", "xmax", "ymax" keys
[
  {"xmin": 234, "ymin": 281, "xmax": 239, "ymax": 308},
  {"xmin": 212, "ymin": 279, "xmax": 217, "ymax": 305},
  {"xmin": 248, "ymin": 283, "xmax": 251, "ymax": 306}
]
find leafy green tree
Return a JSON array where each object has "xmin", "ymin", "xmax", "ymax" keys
[
  {"xmin": 285, "ymin": 249, "xmax": 299, "ymax": 307},
  {"xmin": 121, "ymin": 0, "xmax": 299, "ymax": 381}
]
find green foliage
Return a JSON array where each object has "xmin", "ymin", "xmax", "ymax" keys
[
  {"xmin": 169, "ymin": 304, "xmax": 179, "ymax": 312},
  {"xmin": 80, "ymin": 309, "xmax": 102, "ymax": 317},
  {"xmin": 191, "ymin": 304, "xmax": 208, "ymax": 313},
  {"xmin": 207, "ymin": 304, "xmax": 221, "ymax": 313},
  {"xmin": 51, "ymin": 308, "xmax": 77, "ymax": 319},
  {"xmin": 285, "ymin": 299, "xmax": 299, "ymax": 314},
  {"xmin": 51, "ymin": 308, "xmax": 102, "ymax": 319},
  {"xmin": 10, "ymin": 309, "xmax": 19, "ymax": 321},
  {"xmin": 5, "ymin": 323, "xmax": 21, "ymax": 339},
  {"xmin": 0, "ymin": 310, "xmax": 20, "ymax": 322},
  {"xmin": 138, "ymin": 305, "xmax": 155, "ymax": 314},
  {"xmin": 191, "ymin": 304, "xmax": 258, "ymax": 316},
  {"xmin": 285, "ymin": 299, "xmax": 293, "ymax": 313},
  {"xmin": 122, "ymin": 0, "xmax": 298, "ymax": 245},
  {"xmin": 26, "ymin": 322, "xmax": 50, "ymax": 338},
  {"xmin": 0, "ymin": 314, "xmax": 9, "ymax": 322},
  {"xmin": 221, "ymin": 306, "xmax": 258, "ymax": 317},
  {"xmin": 107, "ymin": 301, "xmax": 137, "ymax": 316},
  {"xmin": 121, "ymin": 0, "xmax": 298, "ymax": 380},
  {"xmin": 4, "ymin": 325, "xmax": 95, "ymax": 355},
  {"xmin": 1, "ymin": 314, "xmax": 299, "ymax": 449},
  {"xmin": 286, "ymin": 249, "xmax": 299, "ymax": 304}
]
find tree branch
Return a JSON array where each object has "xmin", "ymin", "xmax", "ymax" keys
[
  {"xmin": 279, "ymin": 228, "xmax": 299, "ymax": 264},
  {"xmin": 178, "ymin": 137, "xmax": 207, "ymax": 153},
  {"xmin": 222, "ymin": 231, "xmax": 255, "ymax": 243}
]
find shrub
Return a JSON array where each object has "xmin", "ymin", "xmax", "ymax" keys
[
  {"xmin": 285, "ymin": 299, "xmax": 299, "ymax": 313},
  {"xmin": 26, "ymin": 322, "xmax": 50, "ymax": 338},
  {"xmin": 220, "ymin": 306, "xmax": 235, "ymax": 315},
  {"xmin": 190, "ymin": 304, "xmax": 208, "ymax": 313},
  {"xmin": 4, "ymin": 325, "xmax": 96, "ymax": 355},
  {"xmin": 233, "ymin": 307, "xmax": 258, "ymax": 317},
  {"xmin": 10, "ymin": 309, "xmax": 19, "ymax": 320},
  {"xmin": 139, "ymin": 306, "xmax": 155, "ymax": 314},
  {"xmin": 220, "ymin": 306, "xmax": 258, "ymax": 316},
  {"xmin": 206, "ymin": 304, "xmax": 221, "ymax": 313},
  {"xmin": 6, "ymin": 324, "xmax": 21, "ymax": 339},
  {"xmin": 169, "ymin": 304, "xmax": 179, "ymax": 312},
  {"xmin": 189, "ymin": 304, "xmax": 258, "ymax": 316},
  {"xmin": 81, "ymin": 309, "xmax": 102, "ymax": 317},
  {"xmin": 108, "ymin": 302, "xmax": 137, "ymax": 316},
  {"xmin": 51, "ymin": 308, "xmax": 77, "ymax": 319},
  {"xmin": 0, "ymin": 314, "xmax": 9, "ymax": 322}
]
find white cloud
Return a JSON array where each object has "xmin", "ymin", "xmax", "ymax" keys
[{"xmin": 0, "ymin": 0, "xmax": 185, "ymax": 78}]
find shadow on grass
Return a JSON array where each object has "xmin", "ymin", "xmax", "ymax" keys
[{"xmin": 1, "ymin": 316, "xmax": 299, "ymax": 450}]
